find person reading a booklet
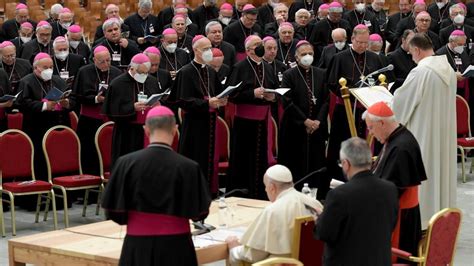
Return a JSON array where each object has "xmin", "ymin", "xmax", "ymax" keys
[
  {"xmin": 17, "ymin": 52, "xmax": 71, "ymax": 180},
  {"xmin": 172, "ymin": 35, "xmax": 226, "ymax": 195},
  {"xmin": 102, "ymin": 53, "xmax": 161, "ymax": 167},
  {"xmin": 392, "ymin": 33, "xmax": 457, "ymax": 228},
  {"xmin": 72, "ymin": 45, "xmax": 122, "ymax": 175},
  {"xmin": 227, "ymin": 35, "xmax": 279, "ymax": 199},
  {"xmin": 225, "ymin": 164, "xmax": 323, "ymax": 265},
  {"xmin": 279, "ymin": 40, "xmax": 331, "ymax": 199}
]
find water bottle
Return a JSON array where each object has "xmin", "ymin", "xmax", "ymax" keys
[
  {"xmin": 218, "ymin": 197, "xmax": 228, "ymax": 228},
  {"xmin": 302, "ymin": 183, "xmax": 311, "ymax": 196}
]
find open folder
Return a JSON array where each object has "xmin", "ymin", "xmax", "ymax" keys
[
  {"xmin": 45, "ymin": 88, "xmax": 72, "ymax": 101},
  {"xmin": 0, "ymin": 90, "xmax": 22, "ymax": 103},
  {"xmin": 216, "ymin": 81, "xmax": 242, "ymax": 99},
  {"xmin": 349, "ymin": 85, "xmax": 393, "ymax": 108},
  {"xmin": 145, "ymin": 88, "xmax": 171, "ymax": 106}
]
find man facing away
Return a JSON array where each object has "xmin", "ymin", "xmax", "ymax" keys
[
  {"xmin": 102, "ymin": 105, "xmax": 212, "ymax": 266},
  {"xmin": 226, "ymin": 164, "xmax": 323, "ymax": 265},
  {"xmin": 314, "ymin": 137, "xmax": 398, "ymax": 266}
]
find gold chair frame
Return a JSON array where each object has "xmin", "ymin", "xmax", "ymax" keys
[
  {"xmin": 291, "ymin": 215, "xmax": 314, "ymax": 260},
  {"xmin": 94, "ymin": 121, "xmax": 114, "ymax": 215},
  {"xmin": 456, "ymin": 95, "xmax": 473, "ymax": 183}
]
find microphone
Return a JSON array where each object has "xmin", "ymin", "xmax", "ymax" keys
[
  {"xmin": 360, "ymin": 64, "xmax": 394, "ymax": 86},
  {"xmin": 192, "ymin": 188, "xmax": 249, "ymax": 234},
  {"xmin": 293, "ymin": 167, "xmax": 327, "ymax": 187}
]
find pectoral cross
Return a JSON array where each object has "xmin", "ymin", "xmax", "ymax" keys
[{"xmin": 311, "ymin": 96, "xmax": 317, "ymax": 105}]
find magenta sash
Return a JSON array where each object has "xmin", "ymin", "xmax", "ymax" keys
[
  {"xmin": 80, "ymin": 104, "xmax": 104, "ymax": 120},
  {"xmin": 127, "ymin": 211, "xmax": 190, "ymax": 236},
  {"xmin": 41, "ymin": 99, "xmax": 62, "ymax": 111},
  {"xmin": 236, "ymin": 52, "xmax": 247, "ymax": 62},
  {"xmin": 235, "ymin": 104, "xmax": 273, "ymax": 165}
]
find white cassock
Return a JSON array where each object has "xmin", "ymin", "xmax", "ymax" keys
[
  {"xmin": 392, "ymin": 55, "xmax": 457, "ymax": 227},
  {"xmin": 229, "ymin": 187, "xmax": 323, "ymax": 265}
]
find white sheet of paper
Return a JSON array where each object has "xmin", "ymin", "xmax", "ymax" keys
[
  {"xmin": 216, "ymin": 81, "xmax": 242, "ymax": 98},
  {"xmin": 349, "ymin": 85, "xmax": 393, "ymax": 108},
  {"xmin": 263, "ymin": 88, "xmax": 290, "ymax": 95}
]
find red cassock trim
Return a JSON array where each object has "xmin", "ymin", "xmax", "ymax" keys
[
  {"xmin": 392, "ymin": 186, "xmax": 419, "ymax": 262},
  {"xmin": 127, "ymin": 211, "xmax": 190, "ymax": 236},
  {"xmin": 81, "ymin": 104, "xmax": 105, "ymax": 120}
]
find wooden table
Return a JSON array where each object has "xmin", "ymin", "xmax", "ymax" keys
[{"xmin": 8, "ymin": 197, "xmax": 269, "ymax": 266}]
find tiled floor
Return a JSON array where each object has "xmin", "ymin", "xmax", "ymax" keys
[{"xmin": 1, "ymin": 163, "xmax": 474, "ymax": 266}]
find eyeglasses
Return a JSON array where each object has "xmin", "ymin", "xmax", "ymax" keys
[
  {"xmin": 418, "ymin": 19, "xmax": 431, "ymax": 23},
  {"xmin": 245, "ymin": 16, "xmax": 257, "ymax": 22}
]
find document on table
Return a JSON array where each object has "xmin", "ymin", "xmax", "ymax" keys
[{"xmin": 193, "ymin": 227, "xmax": 247, "ymax": 248}]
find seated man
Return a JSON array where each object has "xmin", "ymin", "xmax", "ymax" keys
[{"xmin": 226, "ymin": 164, "xmax": 323, "ymax": 265}]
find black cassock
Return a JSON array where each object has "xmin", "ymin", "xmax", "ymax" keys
[
  {"xmin": 227, "ymin": 58, "xmax": 278, "ymax": 199},
  {"xmin": 2, "ymin": 19, "xmax": 37, "ymax": 40},
  {"xmin": 102, "ymin": 73, "xmax": 161, "ymax": 167},
  {"xmin": 279, "ymin": 65, "xmax": 330, "ymax": 198},
  {"xmin": 178, "ymin": 34, "xmax": 193, "ymax": 55},
  {"xmin": 213, "ymin": 41, "xmax": 236, "ymax": 69},
  {"xmin": 70, "ymin": 42, "xmax": 91, "ymax": 65},
  {"xmin": 123, "ymin": 13, "xmax": 159, "ymax": 50},
  {"xmin": 276, "ymin": 39, "xmax": 297, "ymax": 68},
  {"xmin": 52, "ymin": 54, "xmax": 86, "ymax": 89},
  {"xmin": 372, "ymin": 125, "xmax": 427, "ymax": 262},
  {"xmin": 158, "ymin": 47, "xmax": 190, "ymax": 74},
  {"xmin": 192, "ymin": 4, "xmax": 219, "ymax": 32},
  {"xmin": 173, "ymin": 61, "xmax": 223, "ymax": 194},
  {"xmin": 0, "ymin": 69, "xmax": 11, "ymax": 131},
  {"xmin": 10, "ymin": 37, "xmax": 26, "ymax": 57},
  {"xmin": 21, "ymin": 40, "xmax": 53, "ymax": 63},
  {"xmin": 387, "ymin": 47, "xmax": 416, "ymax": 93},
  {"xmin": 93, "ymin": 39, "xmax": 140, "ymax": 68},
  {"xmin": 326, "ymin": 48, "xmax": 385, "ymax": 179},
  {"xmin": 343, "ymin": 10, "xmax": 381, "ymax": 36},
  {"xmin": 17, "ymin": 74, "xmax": 70, "ymax": 180},
  {"xmin": 436, "ymin": 45, "xmax": 471, "ymax": 97},
  {"xmin": 223, "ymin": 20, "xmax": 262, "ymax": 54},
  {"xmin": 318, "ymin": 44, "xmax": 348, "ymax": 69},
  {"xmin": 257, "ymin": 4, "xmax": 276, "ymax": 28},
  {"xmin": 72, "ymin": 64, "xmax": 122, "ymax": 175},
  {"xmin": 308, "ymin": 18, "xmax": 352, "ymax": 63},
  {"xmin": 50, "ymin": 21, "xmax": 68, "ymax": 40},
  {"xmin": 288, "ymin": 0, "xmax": 323, "ymax": 22},
  {"xmin": 102, "ymin": 144, "xmax": 211, "ymax": 266},
  {"xmin": 1, "ymin": 58, "xmax": 32, "ymax": 94}
]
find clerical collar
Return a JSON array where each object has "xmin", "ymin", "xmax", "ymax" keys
[
  {"xmin": 192, "ymin": 59, "xmax": 206, "ymax": 68},
  {"xmin": 148, "ymin": 142, "xmax": 172, "ymax": 150},
  {"xmin": 351, "ymin": 47, "xmax": 365, "ymax": 56},
  {"xmin": 248, "ymin": 56, "xmax": 262, "ymax": 65},
  {"xmin": 263, "ymin": 58, "xmax": 273, "ymax": 64}
]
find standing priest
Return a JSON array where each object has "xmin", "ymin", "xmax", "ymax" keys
[
  {"xmin": 102, "ymin": 105, "xmax": 211, "ymax": 266},
  {"xmin": 279, "ymin": 40, "xmax": 330, "ymax": 199},
  {"xmin": 227, "ymin": 35, "xmax": 279, "ymax": 199},
  {"xmin": 73, "ymin": 46, "xmax": 122, "ymax": 175},
  {"xmin": 173, "ymin": 35, "xmax": 227, "ymax": 194},
  {"xmin": 102, "ymin": 53, "xmax": 161, "ymax": 167}
]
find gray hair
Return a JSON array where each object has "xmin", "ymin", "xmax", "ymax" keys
[
  {"xmin": 53, "ymin": 38, "xmax": 69, "ymax": 49},
  {"xmin": 129, "ymin": 61, "xmax": 151, "ymax": 70},
  {"xmin": 50, "ymin": 4, "xmax": 63, "ymax": 15},
  {"xmin": 273, "ymin": 3, "xmax": 288, "ymax": 13},
  {"xmin": 205, "ymin": 21, "xmax": 221, "ymax": 35},
  {"xmin": 146, "ymin": 114, "xmax": 176, "ymax": 133},
  {"xmin": 295, "ymin": 8, "xmax": 310, "ymax": 17},
  {"xmin": 37, "ymin": 23, "xmax": 52, "ymax": 31},
  {"xmin": 105, "ymin": 4, "xmax": 119, "ymax": 14},
  {"xmin": 139, "ymin": 0, "xmax": 153, "ymax": 9},
  {"xmin": 449, "ymin": 4, "xmax": 463, "ymax": 16},
  {"xmin": 340, "ymin": 137, "xmax": 372, "ymax": 168},
  {"xmin": 102, "ymin": 18, "xmax": 121, "ymax": 32},
  {"xmin": 331, "ymin": 28, "xmax": 347, "ymax": 40}
]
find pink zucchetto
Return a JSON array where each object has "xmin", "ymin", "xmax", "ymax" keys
[
  {"xmin": 220, "ymin": 3, "xmax": 233, "ymax": 11},
  {"xmin": 296, "ymin": 40, "xmax": 311, "ymax": 49},
  {"xmin": 146, "ymin": 106, "xmax": 174, "ymax": 120},
  {"xmin": 16, "ymin": 3, "xmax": 27, "ymax": 10},
  {"xmin": 458, "ymin": 2, "xmax": 467, "ymax": 11},
  {"xmin": 60, "ymin": 7, "xmax": 72, "ymax": 14},
  {"xmin": 416, "ymin": 11, "xmax": 430, "ymax": 18},
  {"xmin": 413, "ymin": 0, "xmax": 426, "ymax": 6},
  {"xmin": 174, "ymin": 3, "xmax": 186, "ymax": 9},
  {"xmin": 242, "ymin": 4, "xmax": 256, "ymax": 12},
  {"xmin": 451, "ymin": 30, "xmax": 466, "ymax": 37},
  {"xmin": 328, "ymin": 2, "xmax": 343, "ymax": 12},
  {"xmin": 131, "ymin": 53, "xmax": 151, "ymax": 64},
  {"xmin": 319, "ymin": 4, "xmax": 329, "ymax": 10},
  {"xmin": 262, "ymin": 36, "xmax": 275, "ymax": 43},
  {"xmin": 354, "ymin": 24, "xmax": 368, "ymax": 30},
  {"xmin": 245, "ymin": 35, "xmax": 260, "ymax": 46},
  {"xmin": 68, "ymin": 25, "xmax": 81, "ymax": 33},
  {"xmin": 279, "ymin": 22, "xmax": 294, "ymax": 29},
  {"xmin": 144, "ymin": 46, "xmax": 161, "ymax": 55},
  {"xmin": 37, "ymin": 20, "xmax": 50, "ymax": 28},
  {"xmin": 162, "ymin": 28, "xmax": 177, "ymax": 36},
  {"xmin": 173, "ymin": 14, "xmax": 186, "ymax": 20},
  {"xmin": 93, "ymin": 45, "xmax": 109, "ymax": 55},
  {"xmin": 20, "ymin": 22, "xmax": 33, "ymax": 29},
  {"xmin": 212, "ymin": 48, "xmax": 223, "ymax": 57},
  {"xmin": 34, "ymin": 52, "xmax": 51, "ymax": 62},
  {"xmin": 369, "ymin": 34, "xmax": 383, "ymax": 42},
  {"xmin": 0, "ymin": 41, "xmax": 14, "ymax": 49},
  {"xmin": 192, "ymin": 34, "xmax": 205, "ymax": 45},
  {"xmin": 55, "ymin": 36, "xmax": 67, "ymax": 43}
]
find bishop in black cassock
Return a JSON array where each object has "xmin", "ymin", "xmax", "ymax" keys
[
  {"xmin": 173, "ymin": 36, "xmax": 226, "ymax": 194},
  {"xmin": 1, "ymin": 4, "xmax": 36, "ymax": 40},
  {"xmin": 73, "ymin": 46, "xmax": 122, "ymax": 175},
  {"xmin": 102, "ymin": 54, "xmax": 161, "ymax": 167},
  {"xmin": 0, "ymin": 41, "xmax": 32, "ymax": 94},
  {"xmin": 387, "ymin": 29, "xmax": 416, "ymax": 92},
  {"xmin": 279, "ymin": 41, "xmax": 330, "ymax": 199},
  {"xmin": 21, "ymin": 21, "xmax": 54, "ymax": 63},
  {"xmin": 0, "ymin": 69, "xmax": 12, "ymax": 131},
  {"xmin": 159, "ymin": 28, "xmax": 191, "ymax": 79},
  {"xmin": 227, "ymin": 35, "xmax": 279, "ymax": 199}
]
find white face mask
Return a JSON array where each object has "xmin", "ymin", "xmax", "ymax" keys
[
  {"xmin": 300, "ymin": 54, "xmax": 314, "ymax": 66},
  {"xmin": 436, "ymin": 2, "xmax": 445, "ymax": 9},
  {"xmin": 41, "ymin": 68, "xmax": 53, "ymax": 81},
  {"xmin": 61, "ymin": 22, "xmax": 72, "ymax": 29},
  {"xmin": 220, "ymin": 17, "xmax": 231, "ymax": 25},
  {"xmin": 133, "ymin": 72, "xmax": 148, "ymax": 83},
  {"xmin": 374, "ymin": 51, "xmax": 381, "ymax": 55},
  {"xmin": 55, "ymin": 51, "xmax": 69, "ymax": 61},
  {"xmin": 202, "ymin": 49, "xmax": 213, "ymax": 63},
  {"xmin": 355, "ymin": 3, "xmax": 366, "ymax": 13},
  {"xmin": 186, "ymin": 17, "xmax": 193, "ymax": 26},
  {"xmin": 69, "ymin": 40, "xmax": 80, "ymax": 49},
  {"xmin": 453, "ymin": 45, "xmax": 464, "ymax": 54},
  {"xmin": 20, "ymin": 36, "xmax": 31, "ymax": 43},
  {"xmin": 334, "ymin": 41, "xmax": 346, "ymax": 50},
  {"xmin": 164, "ymin": 43, "xmax": 177, "ymax": 53},
  {"xmin": 454, "ymin": 14, "xmax": 465, "ymax": 25}
]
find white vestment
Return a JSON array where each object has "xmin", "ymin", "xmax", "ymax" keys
[
  {"xmin": 229, "ymin": 187, "xmax": 323, "ymax": 265},
  {"xmin": 392, "ymin": 55, "xmax": 457, "ymax": 227}
]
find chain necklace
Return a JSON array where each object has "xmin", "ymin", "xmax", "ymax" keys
[
  {"xmin": 349, "ymin": 48, "xmax": 367, "ymax": 81},
  {"xmin": 296, "ymin": 66, "xmax": 317, "ymax": 105},
  {"xmin": 247, "ymin": 57, "xmax": 265, "ymax": 88},
  {"xmin": 191, "ymin": 61, "xmax": 211, "ymax": 97}
]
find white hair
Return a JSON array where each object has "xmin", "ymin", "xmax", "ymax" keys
[
  {"xmin": 130, "ymin": 61, "xmax": 151, "ymax": 70},
  {"xmin": 449, "ymin": 4, "xmax": 464, "ymax": 15},
  {"xmin": 273, "ymin": 3, "xmax": 288, "ymax": 13},
  {"xmin": 449, "ymin": 34, "xmax": 466, "ymax": 43},
  {"xmin": 245, "ymin": 35, "xmax": 261, "ymax": 50},
  {"xmin": 331, "ymin": 28, "xmax": 347, "ymax": 39},
  {"xmin": 102, "ymin": 18, "xmax": 121, "ymax": 32},
  {"xmin": 295, "ymin": 8, "xmax": 310, "ymax": 17},
  {"xmin": 50, "ymin": 4, "xmax": 63, "ymax": 15},
  {"xmin": 139, "ymin": 0, "xmax": 153, "ymax": 9},
  {"xmin": 362, "ymin": 111, "xmax": 396, "ymax": 122},
  {"xmin": 36, "ymin": 23, "xmax": 52, "ymax": 31},
  {"xmin": 53, "ymin": 38, "xmax": 69, "ymax": 49},
  {"xmin": 205, "ymin": 21, "xmax": 221, "ymax": 35},
  {"xmin": 105, "ymin": 4, "xmax": 119, "ymax": 14}
]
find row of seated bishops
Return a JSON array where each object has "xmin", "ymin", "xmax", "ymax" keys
[{"xmin": 0, "ymin": 0, "xmax": 472, "ymax": 200}]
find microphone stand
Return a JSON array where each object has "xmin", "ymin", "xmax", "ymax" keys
[{"xmin": 293, "ymin": 167, "xmax": 327, "ymax": 188}]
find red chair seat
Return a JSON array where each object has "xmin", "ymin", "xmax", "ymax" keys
[
  {"xmin": 53, "ymin": 175, "xmax": 102, "ymax": 187},
  {"xmin": 218, "ymin": 162, "xmax": 228, "ymax": 174},
  {"xmin": 457, "ymin": 138, "xmax": 474, "ymax": 147},
  {"xmin": 3, "ymin": 180, "xmax": 52, "ymax": 193}
]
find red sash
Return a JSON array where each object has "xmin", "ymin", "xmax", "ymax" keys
[
  {"xmin": 127, "ymin": 211, "xmax": 190, "ymax": 236},
  {"xmin": 80, "ymin": 104, "xmax": 104, "ymax": 120}
]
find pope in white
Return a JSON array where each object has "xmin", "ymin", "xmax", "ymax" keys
[
  {"xmin": 225, "ymin": 164, "xmax": 323, "ymax": 265},
  {"xmin": 392, "ymin": 33, "xmax": 457, "ymax": 227}
]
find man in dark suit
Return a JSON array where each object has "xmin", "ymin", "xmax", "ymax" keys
[{"xmin": 314, "ymin": 137, "xmax": 399, "ymax": 266}]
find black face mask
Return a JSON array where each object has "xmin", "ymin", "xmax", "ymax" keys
[{"xmin": 254, "ymin": 45, "xmax": 265, "ymax": 57}]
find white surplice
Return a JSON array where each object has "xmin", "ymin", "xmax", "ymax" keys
[
  {"xmin": 228, "ymin": 187, "xmax": 323, "ymax": 265},
  {"xmin": 392, "ymin": 55, "xmax": 457, "ymax": 227}
]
